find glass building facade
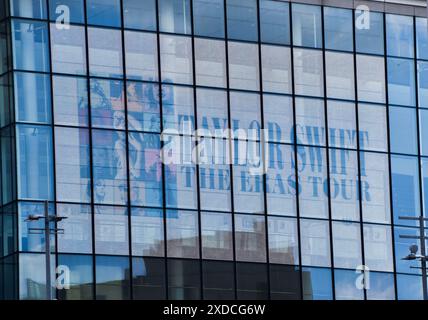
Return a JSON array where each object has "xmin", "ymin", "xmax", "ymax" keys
[{"xmin": 0, "ymin": 0, "xmax": 428, "ymax": 300}]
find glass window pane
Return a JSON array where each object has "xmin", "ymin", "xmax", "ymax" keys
[
  {"xmin": 295, "ymin": 97, "xmax": 325, "ymax": 146},
  {"xmin": 92, "ymin": 130, "xmax": 128, "ymax": 205},
  {"xmin": 19, "ymin": 253, "xmax": 54, "ymax": 300},
  {"xmin": 332, "ymin": 221, "xmax": 362, "ymax": 269},
  {"xmin": 53, "ymin": 75, "xmax": 88, "ymax": 127},
  {"xmin": 266, "ymin": 143, "xmax": 296, "ymax": 216},
  {"xmin": 195, "ymin": 38, "xmax": 226, "ymax": 88},
  {"xmin": 355, "ymin": 10, "xmax": 384, "ymax": 55},
  {"xmin": 298, "ymin": 146, "xmax": 328, "ymax": 219},
  {"xmin": 17, "ymin": 125, "xmax": 54, "ymax": 200},
  {"xmin": 57, "ymin": 204, "xmax": 92, "ymax": 254},
  {"xmin": 128, "ymin": 132, "xmax": 163, "ymax": 207},
  {"xmin": 386, "ymin": 14, "xmax": 414, "ymax": 58},
  {"xmin": 160, "ymin": 34, "xmax": 193, "ymax": 85},
  {"xmin": 325, "ymin": 51, "xmax": 355, "ymax": 100},
  {"xmin": 388, "ymin": 58, "xmax": 416, "ymax": 107},
  {"xmin": 162, "ymin": 85, "xmax": 195, "ymax": 134},
  {"xmin": 123, "ymin": 0, "xmax": 157, "ymax": 31},
  {"xmin": 327, "ymin": 100, "xmax": 356, "ymax": 149},
  {"xmin": 197, "ymin": 88, "xmax": 228, "ymax": 134},
  {"xmin": 132, "ymin": 257, "xmax": 166, "ymax": 300},
  {"xmin": 270, "ymin": 265, "xmax": 301, "ymax": 300},
  {"xmin": 358, "ymin": 103, "xmax": 388, "ymax": 152},
  {"xmin": 366, "ymin": 272, "xmax": 395, "ymax": 300},
  {"xmin": 159, "ymin": 0, "xmax": 192, "ymax": 35},
  {"xmin": 236, "ymin": 262, "xmax": 268, "ymax": 299},
  {"xmin": 50, "ymin": 0, "xmax": 84, "ymax": 24},
  {"xmin": 86, "ymin": 0, "xmax": 121, "ymax": 27},
  {"xmin": 302, "ymin": 267, "xmax": 332, "ymax": 300},
  {"xmin": 397, "ymin": 274, "xmax": 423, "ymax": 300},
  {"xmin": 90, "ymin": 78, "xmax": 125, "ymax": 129},
  {"xmin": 95, "ymin": 256, "xmax": 130, "ymax": 300},
  {"xmin": 50, "ymin": 24, "xmax": 86, "ymax": 75},
  {"xmin": 55, "ymin": 127, "xmax": 90, "ymax": 203},
  {"xmin": 293, "ymin": 48, "xmax": 324, "ymax": 97},
  {"xmin": 391, "ymin": 155, "xmax": 421, "ymax": 226},
  {"xmin": 228, "ymin": 41, "xmax": 259, "ymax": 91},
  {"xmin": 389, "ymin": 106, "xmax": 417, "ymax": 154},
  {"xmin": 292, "ymin": 3, "xmax": 322, "ymax": 48},
  {"xmin": 260, "ymin": 0, "xmax": 290, "ymax": 45},
  {"xmin": 230, "ymin": 91, "xmax": 260, "ymax": 136},
  {"xmin": 127, "ymin": 82, "xmax": 160, "ymax": 133},
  {"xmin": 125, "ymin": 31, "xmax": 158, "ymax": 81},
  {"xmin": 263, "ymin": 94, "xmax": 293, "ymax": 144},
  {"xmin": 418, "ymin": 60, "xmax": 428, "ymax": 108},
  {"xmin": 420, "ymin": 110, "xmax": 428, "ymax": 156},
  {"xmin": 88, "ymin": 27, "xmax": 123, "ymax": 78},
  {"xmin": 334, "ymin": 269, "xmax": 364, "ymax": 300},
  {"xmin": 360, "ymin": 152, "xmax": 391, "ymax": 224},
  {"xmin": 394, "ymin": 226, "xmax": 421, "ymax": 275},
  {"xmin": 166, "ymin": 209, "xmax": 199, "ymax": 259},
  {"xmin": 95, "ymin": 205, "xmax": 128, "ymax": 255},
  {"xmin": 423, "ymin": 159, "xmax": 428, "ymax": 217},
  {"xmin": 11, "ymin": 0, "xmax": 47, "ymax": 19},
  {"xmin": 324, "ymin": 7, "xmax": 353, "ymax": 51},
  {"xmin": 235, "ymin": 214, "xmax": 266, "ymax": 263},
  {"xmin": 261, "ymin": 45, "xmax": 291, "ymax": 94},
  {"xmin": 12, "ymin": 19, "xmax": 50, "ymax": 72},
  {"xmin": 226, "ymin": 0, "xmax": 258, "ymax": 42},
  {"xmin": 203, "ymin": 261, "xmax": 235, "ymax": 299},
  {"xmin": 416, "ymin": 18, "xmax": 428, "ymax": 60},
  {"xmin": 363, "ymin": 223, "xmax": 394, "ymax": 272},
  {"xmin": 193, "ymin": 0, "xmax": 225, "ymax": 38},
  {"xmin": 330, "ymin": 149, "xmax": 359, "ymax": 221},
  {"xmin": 268, "ymin": 216, "xmax": 299, "ymax": 265},
  {"xmin": 300, "ymin": 219, "xmax": 331, "ymax": 267},
  {"xmin": 356, "ymin": 55, "xmax": 386, "ymax": 103},
  {"xmin": 57, "ymin": 254, "xmax": 93, "ymax": 300},
  {"xmin": 14, "ymin": 72, "xmax": 51, "ymax": 124},
  {"xmin": 131, "ymin": 208, "xmax": 164, "ymax": 257},
  {"xmin": 168, "ymin": 259, "xmax": 201, "ymax": 299},
  {"xmin": 201, "ymin": 211, "xmax": 233, "ymax": 260}
]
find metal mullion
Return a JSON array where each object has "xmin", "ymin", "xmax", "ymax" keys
[
  {"xmin": 289, "ymin": 1, "xmax": 304, "ymax": 301},
  {"xmin": 223, "ymin": 0, "xmax": 238, "ymax": 300},
  {"xmin": 154, "ymin": 0, "xmax": 169, "ymax": 300},
  {"xmin": 82, "ymin": 0, "xmax": 96, "ymax": 300},
  {"xmin": 119, "ymin": 0, "xmax": 134, "ymax": 300},
  {"xmin": 352, "ymin": 7, "xmax": 367, "ymax": 301},
  {"xmin": 320, "ymin": 5, "xmax": 335, "ymax": 300},
  {"xmin": 383, "ymin": 12, "xmax": 399, "ymax": 301},
  {"xmin": 189, "ymin": 0, "xmax": 204, "ymax": 300},
  {"xmin": 412, "ymin": 15, "xmax": 428, "ymax": 300},
  {"xmin": 255, "ymin": 0, "xmax": 270, "ymax": 300}
]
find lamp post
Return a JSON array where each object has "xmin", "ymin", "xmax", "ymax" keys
[
  {"xmin": 399, "ymin": 216, "xmax": 428, "ymax": 300},
  {"xmin": 25, "ymin": 201, "xmax": 67, "ymax": 300}
]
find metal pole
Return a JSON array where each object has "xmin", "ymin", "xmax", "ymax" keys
[{"xmin": 44, "ymin": 200, "xmax": 51, "ymax": 300}]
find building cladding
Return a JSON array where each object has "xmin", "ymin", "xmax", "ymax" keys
[{"xmin": 1, "ymin": 0, "xmax": 428, "ymax": 300}]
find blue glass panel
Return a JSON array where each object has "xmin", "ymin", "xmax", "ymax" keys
[
  {"xmin": 420, "ymin": 110, "xmax": 428, "ymax": 156},
  {"xmin": 397, "ymin": 274, "xmax": 423, "ymax": 300},
  {"xmin": 391, "ymin": 155, "xmax": 421, "ymax": 226},
  {"xmin": 418, "ymin": 61, "xmax": 428, "ymax": 108},
  {"xmin": 324, "ymin": 7, "xmax": 353, "ymax": 51},
  {"xmin": 366, "ymin": 272, "xmax": 395, "ymax": 300},
  {"xmin": 127, "ymin": 82, "xmax": 160, "ymax": 132},
  {"xmin": 11, "ymin": 0, "xmax": 47, "ymax": 19},
  {"xmin": 123, "ymin": 0, "xmax": 157, "ymax": 31},
  {"xmin": 193, "ymin": 0, "xmax": 225, "ymax": 38},
  {"xmin": 159, "ymin": 0, "xmax": 192, "ymax": 35},
  {"xmin": 302, "ymin": 267, "xmax": 333, "ymax": 300},
  {"xmin": 386, "ymin": 14, "xmax": 414, "ymax": 58},
  {"xmin": 292, "ymin": 3, "xmax": 322, "ymax": 48},
  {"xmin": 394, "ymin": 226, "xmax": 421, "ymax": 274},
  {"xmin": 14, "ymin": 72, "xmax": 51, "ymax": 124},
  {"xmin": 16, "ymin": 125, "xmax": 54, "ymax": 200},
  {"xmin": 387, "ymin": 58, "xmax": 416, "ymax": 107},
  {"xmin": 227, "ymin": 0, "xmax": 258, "ymax": 42},
  {"xmin": 389, "ymin": 106, "xmax": 417, "ymax": 155},
  {"xmin": 416, "ymin": 18, "xmax": 428, "ymax": 60},
  {"xmin": 260, "ymin": 0, "xmax": 290, "ymax": 45},
  {"xmin": 95, "ymin": 255, "xmax": 130, "ymax": 300},
  {"xmin": 128, "ymin": 133, "xmax": 163, "ymax": 207},
  {"xmin": 58, "ymin": 254, "xmax": 93, "ymax": 300},
  {"xmin": 12, "ymin": 19, "xmax": 50, "ymax": 72},
  {"xmin": 86, "ymin": 0, "xmax": 121, "ymax": 27},
  {"xmin": 355, "ymin": 10, "xmax": 384, "ymax": 55},
  {"xmin": 334, "ymin": 269, "xmax": 364, "ymax": 300},
  {"xmin": 49, "ymin": 0, "xmax": 84, "ymax": 24}
]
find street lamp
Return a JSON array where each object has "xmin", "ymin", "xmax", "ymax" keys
[{"xmin": 25, "ymin": 201, "xmax": 67, "ymax": 300}]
